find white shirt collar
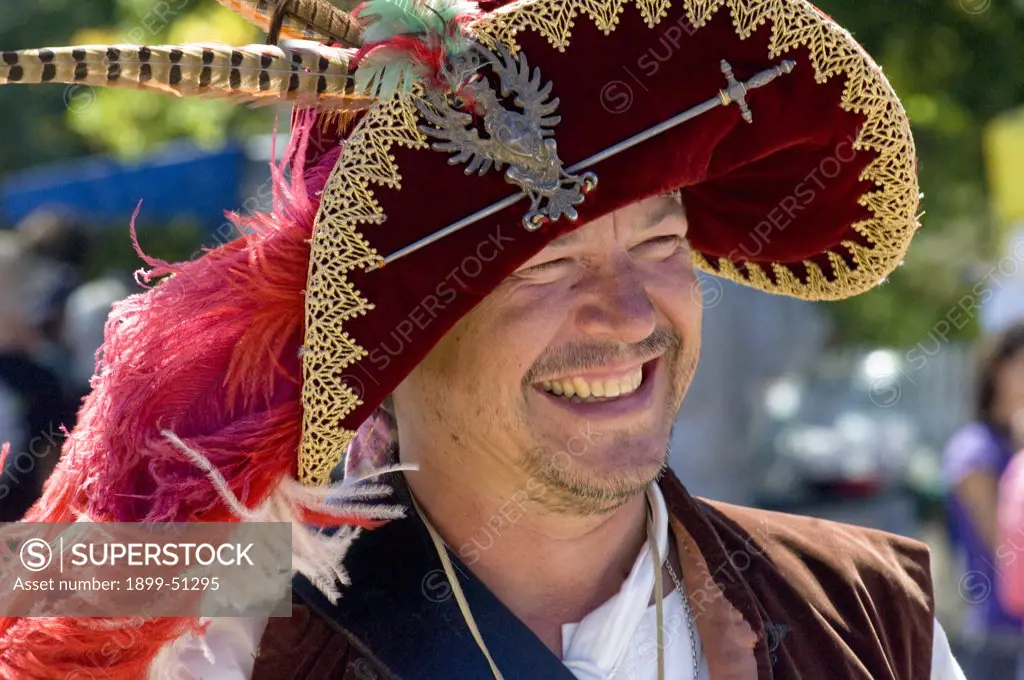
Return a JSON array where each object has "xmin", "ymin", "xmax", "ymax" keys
[{"xmin": 561, "ymin": 483, "xmax": 670, "ymax": 678}]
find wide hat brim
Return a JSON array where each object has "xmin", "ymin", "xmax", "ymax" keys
[{"xmin": 299, "ymin": 0, "xmax": 920, "ymax": 483}]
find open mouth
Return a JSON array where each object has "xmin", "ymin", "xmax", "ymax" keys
[{"xmin": 534, "ymin": 358, "xmax": 659, "ymax": 406}]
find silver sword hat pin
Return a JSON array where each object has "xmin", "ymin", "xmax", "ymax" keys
[{"xmin": 364, "ymin": 58, "xmax": 796, "ymax": 272}]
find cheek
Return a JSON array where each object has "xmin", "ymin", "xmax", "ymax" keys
[
  {"xmin": 997, "ymin": 362, "xmax": 1024, "ymax": 403},
  {"xmin": 467, "ymin": 292, "xmax": 564, "ymax": 386},
  {"xmin": 645, "ymin": 260, "xmax": 702, "ymax": 326},
  {"xmin": 1012, "ymin": 364, "xmax": 1024, "ymax": 393},
  {"xmin": 1007, "ymin": 382, "xmax": 1024, "ymax": 406}
]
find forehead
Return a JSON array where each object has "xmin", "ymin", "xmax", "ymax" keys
[{"xmin": 543, "ymin": 193, "xmax": 686, "ymax": 250}]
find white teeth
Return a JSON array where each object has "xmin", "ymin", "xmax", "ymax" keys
[
  {"xmin": 604, "ymin": 380, "xmax": 621, "ymax": 398},
  {"xmin": 573, "ymin": 377, "xmax": 591, "ymax": 399},
  {"xmin": 540, "ymin": 366, "xmax": 646, "ymax": 402}
]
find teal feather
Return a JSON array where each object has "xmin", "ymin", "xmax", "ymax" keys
[
  {"xmin": 360, "ymin": 0, "xmax": 479, "ymax": 43},
  {"xmin": 354, "ymin": 51, "xmax": 421, "ymax": 100},
  {"xmin": 353, "ymin": 0, "xmax": 481, "ymax": 99},
  {"xmin": 360, "ymin": 0, "xmax": 428, "ymax": 43},
  {"xmin": 378, "ymin": 57, "xmax": 408, "ymax": 98}
]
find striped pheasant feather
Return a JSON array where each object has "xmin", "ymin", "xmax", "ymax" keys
[
  {"xmin": 0, "ymin": 42, "xmax": 371, "ymax": 110},
  {"xmin": 215, "ymin": 0, "xmax": 363, "ymax": 46}
]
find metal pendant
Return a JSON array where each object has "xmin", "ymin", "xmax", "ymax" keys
[{"xmin": 415, "ymin": 43, "xmax": 598, "ymax": 232}]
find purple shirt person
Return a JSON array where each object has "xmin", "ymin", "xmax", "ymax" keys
[
  {"xmin": 943, "ymin": 321, "xmax": 1024, "ymax": 680},
  {"xmin": 944, "ymin": 421, "xmax": 1022, "ymax": 634}
]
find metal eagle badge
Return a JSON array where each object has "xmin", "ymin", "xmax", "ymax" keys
[{"xmin": 415, "ymin": 44, "xmax": 597, "ymax": 231}]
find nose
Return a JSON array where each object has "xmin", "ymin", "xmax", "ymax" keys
[{"xmin": 573, "ymin": 258, "xmax": 657, "ymax": 345}]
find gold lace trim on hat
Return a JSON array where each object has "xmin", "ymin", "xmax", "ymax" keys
[{"xmin": 299, "ymin": 0, "xmax": 920, "ymax": 484}]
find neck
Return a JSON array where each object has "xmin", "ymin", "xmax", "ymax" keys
[
  {"xmin": 403, "ymin": 457, "xmax": 650, "ymax": 656},
  {"xmin": 993, "ymin": 413, "xmax": 1024, "ymax": 450}
]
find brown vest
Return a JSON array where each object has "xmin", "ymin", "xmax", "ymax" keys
[{"xmin": 253, "ymin": 471, "xmax": 934, "ymax": 679}]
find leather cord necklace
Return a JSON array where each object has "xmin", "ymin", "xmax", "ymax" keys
[{"xmin": 411, "ymin": 495, "xmax": 701, "ymax": 680}]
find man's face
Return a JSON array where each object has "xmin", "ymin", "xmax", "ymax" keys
[{"xmin": 395, "ymin": 194, "xmax": 702, "ymax": 514}]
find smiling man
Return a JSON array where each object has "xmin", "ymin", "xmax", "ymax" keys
[
  {"xmin": 0, "ymin": 0, "xmax": 967, "ymax": 678},
  {"xmin": 401, "ymin": 195, "xmax": 698, "ymax": 518}
]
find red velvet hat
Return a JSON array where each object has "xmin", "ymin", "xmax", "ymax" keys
[
  {"xmin": 0, "ymin": 0, "xmax": 916, "ymax": 673},
  {"xmin": 295, "ymin": 0, "xmax": 919, "ymax": 484}
]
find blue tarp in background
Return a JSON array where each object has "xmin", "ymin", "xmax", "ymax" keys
[{"xmin": 1, "ymin": 141, "xmax": 245, "ymax": 230}]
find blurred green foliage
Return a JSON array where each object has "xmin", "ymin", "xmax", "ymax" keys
[
  {"xmin": 0, "ymin": 0, "xmax": 272, "ymax": 165},
  {"xmin": 0, "ymin": 1, "xmax": 116, "ymax": 172},
  {"xmin": 816, "ymin": 0, "xmax": 1024, "ymax": 345},
  {"xmin": 1, "ymin": 0, "xmax": 1023, "ymax": 345}
]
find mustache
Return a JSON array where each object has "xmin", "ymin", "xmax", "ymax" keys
[{"xmin": 524, "ymin": 326, "xmax": 681, "ymax": 385}]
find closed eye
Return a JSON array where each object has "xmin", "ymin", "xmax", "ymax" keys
[
  {"xmin": 516, "ymin": 257, "xmax": 573, "ymax": 276},
  {"xmin": 512, "ymin": 256, "xmax": 577, "ymax": 280},
  {"xmin": 631, "ymin": 234, "xmax": 685, "ymax": 257}
]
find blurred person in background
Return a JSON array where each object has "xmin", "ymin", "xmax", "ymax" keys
[
  {"xmin": 944, "ymin": 321, "xmax": 1024, "ymax": 676},
  {"xmin": 995, "ymin": 323, "xmax": 1024, "ymax": 659},
  {"xmin": 0, "ymin": 232, "xmax": 72, "ymax": 521},
  {"xmin": 996, "ymin": 407, "xmax": 1024, "ymax": 679},
  {"xmin": 14, "ymin": 207, "xmax": 91, "ymax": 389}
]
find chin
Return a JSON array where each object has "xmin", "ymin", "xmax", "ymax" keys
[
  {"xmin": 576, "ymin": 461, "xmax": 663, "ymax": 495},
  {"xmin": 523, "ymin": 436, "xmax": 669, "ymax": 514}
]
